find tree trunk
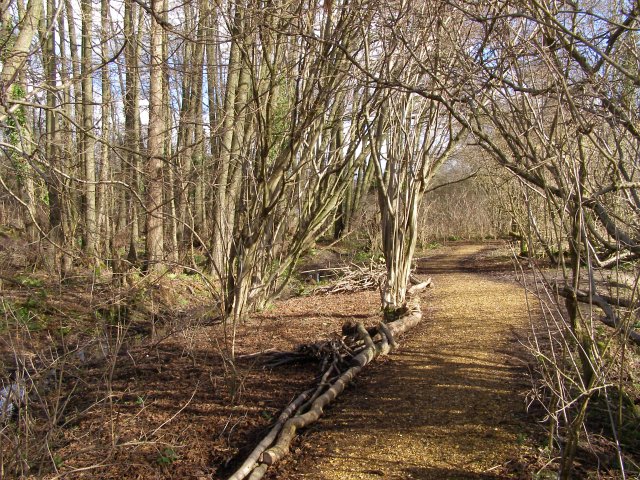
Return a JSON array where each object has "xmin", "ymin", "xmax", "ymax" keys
[
  {"xmin": 43, "ymin": 0, "xmax": 65, "ymax": 271},
  {"xmin": 81, "ymin": 0, "xmax": 97, "ymax": 258},
  {"xmin": 144, "ymin": 0, "xmax": 165, "ymax": 271},
  {"xmin": 97, "ymin": 0, "xmax": 112, "ymax": 258},
  {"xmin": 0, "ymin": 0, "xmax": 42, "ymax": 245},
  {"xmin": 123, "ymin": 0, "xmax": 142, "ymax": 265},
  {"xmin": 211, "ymin": 2, "xmax": 243, "ymax": 273}
]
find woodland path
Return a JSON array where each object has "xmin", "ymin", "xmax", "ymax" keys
[{"xmin": 272, "ymin": 243, "xmax": 539, "ymax": 479}]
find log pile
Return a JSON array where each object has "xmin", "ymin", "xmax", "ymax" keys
[
  {"xmin": 309, "ymin": 262, "xmax": 387, "ymax": 295},
  {"xmin": 227, "ymin": 302, "xmax": 425, "ymax": 480}
]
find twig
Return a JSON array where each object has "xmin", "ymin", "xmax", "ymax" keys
[{"xmin": 148, "ymin": 382, "xmax": 199, "ymax": 439}]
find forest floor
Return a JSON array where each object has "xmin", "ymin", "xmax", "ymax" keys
[{"xmin": 1, "ymin": 241, "xmax": 550, "ymax": 479}]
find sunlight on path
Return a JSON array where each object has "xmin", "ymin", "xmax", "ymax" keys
[{"xmin": 283, "ymin": 244, "xmax": 535, "ymax": 479}]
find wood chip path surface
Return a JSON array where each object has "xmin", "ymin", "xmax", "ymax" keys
[{"xmin": 271, "ymin": 243, "xmax": 538, "ymax": 479}]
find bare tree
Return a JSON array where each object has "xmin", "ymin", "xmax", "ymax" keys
[
  {"xmin": 355, "ymin": 0, "xmax": 467, "ymax": 315},
  {"xmin": 217, "ymin": 0, "xmax": 376, "ymax": 356}
]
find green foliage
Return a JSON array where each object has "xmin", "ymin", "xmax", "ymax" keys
[
  {"xmin": 95, "ymin": 304, "xmax": 129, "ymax": 326},
  {"xmin": 193, "ymin": 253, "xmax": 206, "ymax": 266},
  {"xmin": 16, "ymin": 305, "xmax": 44, "ymax": 331},
  {"xmin": 290, "ymin": 278, "xmax": 311, "ymax": 297},
  {"xmin": 17, "ymin": 275, "xmax": 44, "ymax": 288},
  {"xmin": 261, "ymin": 301, "xmax": 276, "ymax": 312},
  {"xmin": 53, "ymin": 454, "xmax": 64, "ymax": 469},
  {"xmin": 533, "ymin": 470, "xmax": 557, "ymax": 480},
  {"xmin": 382, "ymin": 305, "xmax": 407, "ymax": 322},
  {"xmin": 58, "ymin": 325, "xmax": 72, "ymax": 337},
  {"xmin": 266, "ymin": 86, "xmax": 294, "ymax": 162},
  {"xmin": 11, "ymin": 83, "xmax": 26, "ymax": 100},
  {"xmin": 353, "ymin": 250, "xmax": 373, "ymax": 262},
  {"xmin": 156, "ymin": 447, "xmax": 178, "ymax": 466},
  {"xmin": 618, "ymin": 261, "xmax": 637, "ymax": 272},
  {"xmin": 5, "ymin": 85, "xmax": 29, "ymax": 177},
  {"xmin": 0, "ymin": 20, "xmax": 16, "ymax": 64},
  {"xmin": 1, "ymin": 291, "xmax": 49, "ymax": 332},
  {"xmin": 24, "ymin": 295, "xmax": 41, "ymax": 309}
]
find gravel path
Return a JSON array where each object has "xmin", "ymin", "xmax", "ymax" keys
[{"xmin": 274, "ymin": 243, "xmax": 537, "ymax": 479}]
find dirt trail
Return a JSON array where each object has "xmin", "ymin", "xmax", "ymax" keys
[{"xmin": 274, "ymin": 243, "xmax": 536, "ymax": 479}]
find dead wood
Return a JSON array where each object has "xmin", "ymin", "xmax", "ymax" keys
[
  {"xmin": 386, "ymin": 305, "xmax": 422, "ymax": 338},
  {"xmin": 556, "ymin": 284, "xmax": 640, "ymax": 345},
  {"xmin": 227, "ymin": 306, "xmax": 422, "ymax": 480},
  {"xmin": 410, "ymin": 273, "xmax": 427, "ymax": 285},
  {"xmin": 307, "ymin": 263, "xmax": 429, "ymax": 298},
  {"xmin": 240, "ymin": 340, "xmax": 349, "ymax": 369},
  {"xmin": 341, "ymin": 321, "xmax": 379, "ymax": 337},
  {"xmin": 247, "ymin": 464, "xmax": 268, "ymax": 480},
  {"xmin": 226, "ymin": 389, "xmax": 314, "ymax": 480},
  {"xmin": 260, "ymin": 364, "xmax": 365, "ymax": 466},
  {"xmin": 260, "ymin": 323, "xmax": 377, "ymax": 466},
  {"xmin": 378, "ymin": 321, "xmax": 397, "ymax": 350},
  {"xmin": 310, "ymin": 262, "xmax": 386, "ymax": 295},
  {"xmin": 408, "ymin": 277, "xmax": 432, "ymax": 296},
  {"xmin": 236, "ymin": 348, "xmax": 277, "ymax": 360}
]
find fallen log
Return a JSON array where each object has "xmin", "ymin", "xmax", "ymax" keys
[
  {"xmin": 247, "ymin": 464, "xmax": 268, "ymax": 480},
  {"xmin": 378, "ymin": 321, "xmax": 397, "ymax": 350},
  {"xmin": 340, "ymin": 321, "xmax": 397, "ymax": 354},
  {"xmin": 408, "ymin": 277, "xmax": 432, "ymax": 296},
  {"xmin": 260, "ymin": 364, "xmax": 365, "ymax": 466},
  {"xmin": 387, "ymin": 305, "xmax": 422, "ymax": 338},
  {"xmin": 226, "ymin": 389, "xmax": 314, "ymax": 480},
  {"xmin": 341, "ymin": 322, "xmax": 379, "ymax": 338},
  {"xmin": 260, "ymin": 323, "xmax": 378, "ymax": 466},
  {"xmin": 227, "ymin": 306, "xmax": 422, "ymax": 480}
]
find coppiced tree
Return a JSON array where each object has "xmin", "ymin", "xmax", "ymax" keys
[
  {"xmin": 366, "ymin": 91, "xmax": 463, "ymax": 314},
  {"xmin": 216, "ymin": 0, "xmax": 376, "ymax": 356},
  {"xmin": 359, "ymin": 0, "xmax": 466, "ymax": 314}
]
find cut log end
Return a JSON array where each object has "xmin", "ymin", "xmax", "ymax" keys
[{"xmin": 261, "ymin": 445, "xmax": 287, "ymax": 466}]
